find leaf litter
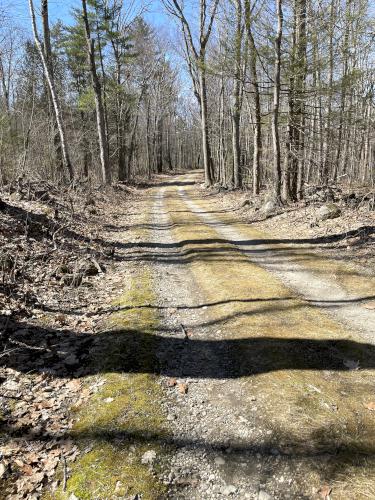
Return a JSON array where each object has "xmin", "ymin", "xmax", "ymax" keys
[{"xmin": 0, "ymin": 181, "xmax": 140, "ymax": 498}]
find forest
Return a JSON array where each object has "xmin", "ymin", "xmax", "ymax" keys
[
  {"xmin": 0, "ymin": 0, "xmax": 374, "ymax": 499},
  {"xmin": 0, "ymin": 0, "xmax": 373, "ymax": 197}
]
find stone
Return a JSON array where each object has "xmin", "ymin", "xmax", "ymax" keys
[
  {"xmin": 76, "ymin": 258, "xmax": 100, "ymax": 277},
  {"xmin": 141, "ymin": 450, "xmax": 157, "ymax": 465},
  {"xmin": 214, "ymin": 456, "xmax": 226, "ymax": 465},
  {"xmin": 0, "ymin": 461, "xmax": 7, "ymax": 478},
  {"xmin": 317, "ymin": 203, "xmax": 341, "ymax": 221},
  {"xmin": 221, "ymin": 484, "xmax": 237, "ymax": 495},
  {"xmin": 262, "ymin": 200, "xmax": 277, "ymax": 214},
  {"xmin": 258, "ymin": 490, "xmax": 273, "ymax": 500}
]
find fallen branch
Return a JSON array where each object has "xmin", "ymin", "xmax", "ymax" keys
[
  {"xmin": 61, "ymin": 451, "xmax": 67, "ymax": 491},
  {"xmin": 180, "ymin": 323, "xmax": 189, "ymax": 339},
  {"xmin": 8, "ymin": 338, "xmax": 51, "ymax": 352}
]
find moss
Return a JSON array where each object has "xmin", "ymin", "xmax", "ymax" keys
[
  {"xmin": 48, "ymin": 267, "xmax": 169, "ymax": 499},
  {"xmin": 164, "ymin": 180, "xmax": 375, "ymax": 495},
  {"xmin": 60, "ymin": 443, "xmax": 166, "ymax": 500}
]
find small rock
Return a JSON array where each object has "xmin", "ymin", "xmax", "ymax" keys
[
  {"xmin": 258, "ymin": 490, "xmax": 273, "ymax": 500},
  {"xmin": 0, "ymin": 461, "xmax": 7, "ymax": 478},
  {"xmin": 141, "ymin": 450, "xmax": 157, "ymax": 465},
  {"xmin": 317, "ymin": 203, "xmax": 341, "ymax": 221},
  {"xmin": 221, "ymin": 484, "xmax": 237, "ymax": 495},
  {"xmin": 214, "ymin": 456, "xmax": 226, "ymax": 465},
  {"xmin": 103, "ymin": 397, "xmax": 114, "ymax": 403},
  {"xmin": 3, "ymin": 380, "xmax": 19, "ymax": 391},
  {"xmin": 262, "ymin": 200, "xmax": 277, "ymax": 214},
  {"xmin": 76, "ymin": 258, "xmax": 101, "ymax": 277}
]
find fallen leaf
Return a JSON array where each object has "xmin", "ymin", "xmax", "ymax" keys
[
  {"xmin": 364, "ymin": 402, "xmax": 375, "ymax": 411},
  {"xmin": 167, "ymin": 378, "xmax": 177, "ymax": 387},
  {"xmin": 178, "ymin": 383, "xmax": 188, "ymax": 395},
  {"xmin": 29, "ymin": 471, "xmax": 45, "ymax": 484},
  {"xmin": 55, "ymin": 314, "xmax": 67, "ymax": 325},
  {"xmin": 42, "ymin": 457, "xmax": 59, "ymax": 471},
  {"xmin": 318, "ymin": 484, "xmax": 332, "ymax": 499},
  {"xmin": 66, "ymin": 379, "xmax": 81, "ymax": 391},
  {"xmin": 20, "ymin": 464, "xmax": 34, "ymax": 476}
]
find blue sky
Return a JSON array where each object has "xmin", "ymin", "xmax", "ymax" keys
[
  {"xmin": 8, "ymin": 0, "xmax": 198, "ymax": 97},
  {"xmin": 10, "ymin": 0, "xmax": 170, "ymax": 32}
]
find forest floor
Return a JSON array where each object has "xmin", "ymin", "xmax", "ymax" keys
[{"xmin": 1, "ymin": 171, "xmax": 375, "ymax": 500}]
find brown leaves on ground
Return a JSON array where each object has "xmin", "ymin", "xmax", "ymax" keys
[
  {"xmin": 317, "ymin": 484, "xmax": 332, "ymax": 499},
  {"xmin": 0, "ymin": 368, "xmax": 81, "ymax": 497},
  {"xmin": 166, "ymin": 378, "xmax": 188, "ymax": 394},
  {"xmin": 166, "ymin": 377, "xmax": 177, "ymax": 387},
  {"xmin": 178, "ymin": 383, "xmax": 189, "ymax": 395},
  {"xmin": 0, "ymin": 183, "xmax": 144, "ymax": 498}
]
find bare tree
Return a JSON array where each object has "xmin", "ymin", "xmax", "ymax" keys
[
  {"xmin": 231, "ymin": 0, "xmax": 243, "ymax": 188},
  {"xmin": 272, "ymin": 0, "xmax": 283, "ymax": 202},
  {"xmin": 28, "ymin": 0, "xmax": 74, "ymax": 182},
  {"xmin": 163, "ymin": 0, "xmax": 220, "ymax": 186},
  {"xmin": 244, "ymin": 0, "xmax": 262, "ymax": 195},
  {"xmin": 81, "ymin": 0, "xmax": 111, "ymax": 185}
]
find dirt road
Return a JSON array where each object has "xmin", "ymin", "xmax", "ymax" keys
[{"xmin": 63, "ymin": 173, "xmax": 375, "ymax": 500}]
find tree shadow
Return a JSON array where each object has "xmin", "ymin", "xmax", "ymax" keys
[
  {"xmin": 114, "ymin": 226, "xmax": 375, "ymax": 251},
  {"xmin": 2, "ymin": 315, "xmax": 375, "ymax": 492},
  {"xmin": 2, "ymin": 315, "xmax": 375, "ymax": 380},
  {"xmin": 40, "ymin": 294, "xmax": 375, "ymax": 319}
]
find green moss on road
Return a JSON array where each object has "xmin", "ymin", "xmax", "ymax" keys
[{"xmin": 52, "ymin": 269, "xmax": 168, "ymax": 500}]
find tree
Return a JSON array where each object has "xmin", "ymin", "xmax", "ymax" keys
[
  {"xmin": 81, "ymin": 0, "xmax": 111, "ymax": 184},
  {"xmin": 272, "ymin": 0, "xmax": 283, "ymax": 202},
  {"xmin": 231, "ymin": 0, "xmax": 243, "ymax": 188},
  {"xmin": 163, "ymin": 0, "xmax": 220, "ymax": 186},
  {"xmin": 244, "ymin": 0, "xmax": 262, "ymax": 195},
  {"xmin": 28, "ymin": 0, "xmax": 74, "ymax": 182},
  {"xmin": 284, "ymin": 0, "xmax": 307, "ymax": 201}
]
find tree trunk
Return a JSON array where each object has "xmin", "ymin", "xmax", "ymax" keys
[
  {"xmin": 29, "ymin": 0, "xmax": 74, "ymax": 182},
  {"xmin": 285, "ymin": 0, "xmax": 307, "ymax": 201},
  {"xmin": 81, "ymin": 0, "xmax": 111, "ymax": 185},
  {"xmin": 199, "ymin": 64, "xmax": 213, "ymax": 186},
  {"xmin": 41, "ymin": 0, "xmax": 64, "ymax": 174},
  {"xmin": 244, "ymin": 0, "xmax": 262, "ymax": 196},
  {"xmin": 272, "ymin": 0, "xmax": 283, "ymax": 202},
  {"xmin": 232, "ymin": 0, "xmax": 242, "ymax": 188}
]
